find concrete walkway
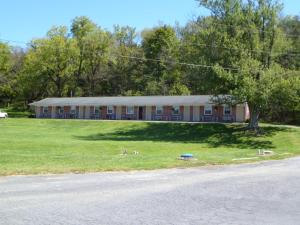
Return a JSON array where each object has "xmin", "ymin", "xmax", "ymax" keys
[{"xmin": 1, "ymin": 157, "xmax": 300, "ymax": 225}]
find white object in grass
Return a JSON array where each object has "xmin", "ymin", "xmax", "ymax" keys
[
  {"xmin": 258, "ymin": 149, "xmax": 274, "ymax": 156},
  {"xmin": 0, "ymin": 110, "xmax": 8, "ymax": 118}
]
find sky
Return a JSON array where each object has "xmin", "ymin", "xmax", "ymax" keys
[{"xmin": 0, "ymin": 0, "xmax": 299, "ymax": 47}]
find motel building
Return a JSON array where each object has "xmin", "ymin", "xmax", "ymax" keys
[{"xmin": 29, "ymin": 95, "xmax": 250, "ymax": 122}]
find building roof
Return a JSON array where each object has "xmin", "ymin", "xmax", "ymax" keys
[{"xmin": 29, "ymin": 95, "xmax": 220, "ymax": 107}]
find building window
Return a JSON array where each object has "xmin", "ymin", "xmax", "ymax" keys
[
  {"xmin": 107, "ymin": 105, "xmax": 114, "ymax": 114},
  {"xmin": 204, "ymin": 105, "xmax": 212, "ymax": 115},
  {"xmin": 95, "ymin": 106, "xmax": 100, "ymax": 114},
  {"xmin": 156, "ymin": 106, "xmax": 163, "ymax": 115},
  {"xmin": 71, "ymin": 106, "xmax": 76, "ymax": 114},
  {"xmin": 224, "ymin": 105, "xmax": 231, "ymax": 115},
  {"xmin": 172, "ymin": 106, "xmax": 180, "ymax": 115},
  {"xmin": 127, "ymin": 106, "xmax": 134, "ymax": 114},
  {"xmin": 43, "ymin": 107, "xmax": 48, "ymax": 114},
  {"xmin": 57, "ymin": 106, "xmax": 63, "ymax": 114}
]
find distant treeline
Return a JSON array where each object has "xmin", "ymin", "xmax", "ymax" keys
[{"xmin": 0, "ymin": 0, "xmax": 299, "ymax": 125}]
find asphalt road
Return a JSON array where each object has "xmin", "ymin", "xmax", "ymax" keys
[{"xmin": 1, "ymin": 157, "xmax": 300, "ymax": 225}]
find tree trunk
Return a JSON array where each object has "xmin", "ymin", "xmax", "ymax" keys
[{"xmin": 247, "ymin": 104, "xmax": 260, "ymax": 132}]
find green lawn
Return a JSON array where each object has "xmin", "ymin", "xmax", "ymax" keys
[{"xmin": 0, "ymin": 118, "xmax": 299, "ymax": 175}]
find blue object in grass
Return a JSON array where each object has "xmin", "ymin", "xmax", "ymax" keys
[{"xmin": 181, "ymin": 153, "xmax": 194, "ymax": 158}]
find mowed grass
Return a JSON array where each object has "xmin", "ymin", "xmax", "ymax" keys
[{"xmin": 0, "ymin": 118, "xmax": 299, "ymax": 175}]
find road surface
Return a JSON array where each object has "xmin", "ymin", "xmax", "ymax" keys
[{"xmin": 1, "ymin": 157, "xmax": 300, "ymax": 225}]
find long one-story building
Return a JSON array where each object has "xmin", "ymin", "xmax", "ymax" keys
[{"xmin": 29, "ymin": 95, "xmax": 250, "ymax": 122}]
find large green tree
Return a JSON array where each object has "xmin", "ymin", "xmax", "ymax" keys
[
  {"xmin": 196, "ymin": 0, "xmax": 299, "ymax": 130},
  {"xmin": 276, "ymin": 16, "xmax": 300, "ymax": 70},
  {"xmin": 71, "ymin": 16, "xmax": 97, "ymax": 95},
  {"xmin": 142, "ymin": 25, "xmax": 189, "ymax": 95},
  {"xmin": 22, "ymin": 26, "xmax": 78, "ymax": 97},
  {"xmin": 266, "ymin": 76, "xmax": 300, "ymax": 123},
  {"xmin": 80, "ymin": 28, "xmax": 112, "ymax": 96},
  {"xmin": 0, "ymin": 42, "xmax": 15, "ymax": 105},
  {"xmin": 109, "ymin": 25, "xmax": 145, "ymax": 95}
]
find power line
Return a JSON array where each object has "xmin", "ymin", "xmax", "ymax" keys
[
  {"xmin": 195, "ymin": 20, "xmax": 300, "ymax": 38},
  {"xmin": 183, "ymin": 42, "xmax": 300, "ymax": 56},
  {"xmin": 115, "ymin": 54, "xmax": 240, "ymax": 71},
  {"xmin": 116, "ymin": 54, "xmax": 300, "ymax": 77}
]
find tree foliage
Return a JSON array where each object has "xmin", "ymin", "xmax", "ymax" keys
[
  {"xmin": 196, "ymin": 0, "xmax": 299, "ymax": 129},
  {"xmin": 21, "ymin": 26, "xmax": 78, "ymax": 98}
]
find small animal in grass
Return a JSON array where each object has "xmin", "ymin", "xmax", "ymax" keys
[
  {"xmin": 122, "ymin": 149, "xmax": 128, "ymax": 155},
  {"xmin": 133, "ymin": 151, "xmax": 139, "ymax": 155}
]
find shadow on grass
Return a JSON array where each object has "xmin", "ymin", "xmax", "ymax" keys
[{"xmin": 74, "ymin": 123, "xmax": 290, "ymax": 149}]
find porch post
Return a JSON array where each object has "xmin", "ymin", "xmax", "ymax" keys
[
  {"xmin": 51, "ymin": 106, "xmax": 56, "ymax": 118},
  {"xmin": 183, "ymin": 106, "xmax": 190, "ymax": 121}
]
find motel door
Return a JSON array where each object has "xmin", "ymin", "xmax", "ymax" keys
[{"xmin": 138, "ymin": 107, "xmax": 144, "ymax": 120}]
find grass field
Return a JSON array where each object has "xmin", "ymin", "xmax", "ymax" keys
[{"xmin": 0, "ymin": 118, "xmax": 299, "ymax": 175}]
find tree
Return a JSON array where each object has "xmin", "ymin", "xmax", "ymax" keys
[
  {"xmin": 142, "ymin": 25, "xmax": 189, "ymax": 95},
  {"xmin": 0, "ymin": 42, "xmax": 15, "ymax": 105},
  {"xmin": 0, "ymin": 42, "xmax": 11, "ymax": 75},
  {"xmin": 179, "ymin": 17, "xmax": 236, "ymax": 94},
  {"xmin": 266, "ymin": 76, "xmax": 300, "ymax": 123},
  {"xmin": 81, "ymin": 28, "xmax": 112, "ymax": 96},
  {"xmin": 71, "ymin": 16, "xmax": 97, "ymax": 95},
  {"xmin": 197, "ymin": 0, "xmax": 298, "ymax": 131},
  {"xmin": 110, "ymin": 25, "xmax": 144, "ymax": 95},
  {"xmin": 276, "ymin": 16, "xmax": 300, "ymax": 70},
  {"xmin": 22, "ymin": 26, "xmax": 78, "ymax": 97}
]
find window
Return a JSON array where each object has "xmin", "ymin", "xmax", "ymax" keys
[
  {"xmin": 126, "ymin": 106, "xmax": 134, "ymax": 114},
  {"xmin": 95, "ymin": 106, "xmax": 100, "ymax": 114},
  {"xmin": 71, "ymin": 106, "xmax": 76, "ymax": 114},
  {"xmin": 172, "ymin": 106, "xmax": 180, "ymax": 115},
  {"xmin": 204, "ymin": 105, "xmax": 212, "ymax": 115},
  {"xmin": 43, "ymin": 107, "xmax": 48, "ymax": 114},
  {"xmin": 57, "ymin": 106, "xmax": 64, "ymax": 114},
  {"xmin": 107, "ymin": 105, "xmax": 114, "ymax": 114},
  {"xmin": 156, "ymin": 106, "xmax": 163, "ymax": 115},
  {"xmin": 224, "ymin": 105, "xmax": 231, "ymax": 115}
]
